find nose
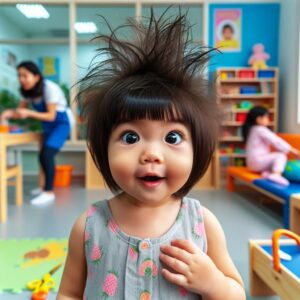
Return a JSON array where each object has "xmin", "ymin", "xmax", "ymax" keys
[{"xmin": 139, "ymin": 146, "xmax": 164, "ymax": 164}]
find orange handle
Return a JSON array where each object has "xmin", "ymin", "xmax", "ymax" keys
[{"xmin": 272, "ymin": 229, "xmax": 300, "ymax": 272}]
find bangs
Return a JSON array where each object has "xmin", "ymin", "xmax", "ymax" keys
[
  {"xmin": 106, "ymin": 78, "xmax": 191, "ymax": 126},
  {"xmin": 114, "ymin": 95, "xmax": 186, "ymax": 124}
]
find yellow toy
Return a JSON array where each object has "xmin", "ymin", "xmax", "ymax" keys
[{"xmin": 27, "ymin": 263, "xmax": 62, "ymax": 300}]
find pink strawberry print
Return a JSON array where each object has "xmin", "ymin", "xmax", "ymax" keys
[
  {"xmin": 179, "ymin": 286, "xmax": 188, "ymax": 297},
  {"xmin": 193, "ymin": 221, "xmax": 204, "ymax": 239},
  {"xmin": 107, "ymin": 218, "xmax": 119, "ymax": 235},
  {"xmin": 128, "ymin": 245, "xmax": 138, "ymax": 261},
  {"xmin": 138, "ymin": 259, "xmax": 158, "ymax": 277},
  {"xmin": 91, "ymin": 244, "xmax": 103, "ymax": 263},
  {"xmin": 102, "ymin": 271, "xmax": 118, "ymax": 298},
  {"xmin": 139, "ymin": 290, "xmax": 151, "ymax": 300},
  {"xmin": 87, "ymin": 205, "xmax": 97, "ymax": 217},
  {"xmin": 85, "ymin": 231, "xmax": 90, "ymax": 243}
]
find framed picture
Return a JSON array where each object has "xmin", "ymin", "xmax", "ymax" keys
[
  {"xmin": 214, "ymin": 9, "xmax": 242, "ymax": 52},
  {"xmin": 38, "ymin": 57, "xmax": 60, "ymax": 82}
]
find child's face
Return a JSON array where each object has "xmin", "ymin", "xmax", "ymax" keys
[
  {"xmin": 256, "ymin": 114, "xmax": 269, "ymax": 126},
  {"xmin": 223, "ymin": 27, "xmax": 233, "ymax": 40},
  {"xmin": 108, "ymin": 119, "xmax": 193, "ymax": 204}
]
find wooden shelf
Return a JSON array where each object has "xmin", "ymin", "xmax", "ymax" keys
[
  {"xmin": 219, "ymin": 153, "xmax": 246, "ymax": 158},
  {"xmin": 220, "ymin": 78, "xmax": 275, "ymax": 83},
  {"xmin": 220, "ymin": 94, "xmax": 275, "ymax": 99},
  {"xmin": 222, "ymin": 121, "xmax": 275, "ymax": 126},
  {"xmin": 220, "ymin": 137, "xmax": 243, "ymax": 142},
  {"xmin": 216, "ymin": 67, "xmax": 279, "ymax": 187},
  {"xmin": 230, "ymin": 108, "xmax": 275, "ymax": 113}
]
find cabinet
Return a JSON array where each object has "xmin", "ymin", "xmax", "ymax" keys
[{"xmin": 216, "ymin": 67, "xmax": 279, "ymax": 183}]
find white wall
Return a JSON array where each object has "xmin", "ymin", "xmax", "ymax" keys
[
  {"xmin": 0, "ymin": 11, "xmax": 29, "ymax": 95},
  {"xmin": 278, "ymin": 0, "xmax": 300, "ymax": 132}
]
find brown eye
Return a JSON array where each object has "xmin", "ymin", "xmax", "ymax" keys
[
  {"xmin": 122, "ymin": 132, "xmax": 139, "ymax": 144},
  {"xmin": 165, "ymin": 131, "xmax": 182, "ymax": 144}
]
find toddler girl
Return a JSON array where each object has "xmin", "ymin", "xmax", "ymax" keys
[{"xmin": 57, "ymin": 11, "xmax": 245, "ymax": 300}]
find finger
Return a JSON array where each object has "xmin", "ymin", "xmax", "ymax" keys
[
  {"xmin": 161, "ymin": 268, "xmax": 187, "ymax": 287},
  {"xmin": 159, "ymin": 253, "xmax": 189, "ymax": 275},
  {"xmin": 171, "ymin": 239, "xmax": 198, "ymax": 254},
  {"xmin": 160, "ymin": 244, "xmax": 191, "ymax": 265}
]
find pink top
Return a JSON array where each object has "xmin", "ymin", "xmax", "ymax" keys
[{"xmin": 246, "ymin": 125, "xmax": 291, "ymax": 163}]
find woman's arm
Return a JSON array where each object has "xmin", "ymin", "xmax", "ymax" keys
[
  {"xmin": 57, "ymin": 213, "xmax": 87, "ymax": 300},
  {"xmin": 0, "ymin": 101, "xmax": 28, "ymax": 121},
  {"xmin": 16, "ymin": 103, "xmax": 57, "ymax": 122}
]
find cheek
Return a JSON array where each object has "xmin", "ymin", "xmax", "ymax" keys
[
  {"xmin": 108, "ymin": 149, "xmax": 135, "ymax": 182},
  {"xmin": 167, "ymin": 147, "xmax": 193, "ymax": 178}
]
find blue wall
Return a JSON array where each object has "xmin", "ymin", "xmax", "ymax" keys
[{"xmin": 208, "ymin": 3, "xmax": 280, "ymax": 73}]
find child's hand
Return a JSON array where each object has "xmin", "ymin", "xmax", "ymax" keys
[{"xmin": 160, "ymin": 239, "xmax": 222, "ymax": 296}]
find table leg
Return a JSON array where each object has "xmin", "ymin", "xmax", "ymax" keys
[
  {"xmin": 0, "ymin": 144, "xmax": 7, "ymax": 222},
  {"xmin": 290, "ymin": 195, "xmax": 300, "ymax": 235}
]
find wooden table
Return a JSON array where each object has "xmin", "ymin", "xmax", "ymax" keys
[
  {"xmin": 0, "ymin": 132, "xmax": 41, "ymax": 222},
  {"xmin": 290, "ymin": 194, "xmax": 300, "ymax": 235},
  {"xmin": 249, "ymin": 239, "xmax": 300, "ymax": 299}
]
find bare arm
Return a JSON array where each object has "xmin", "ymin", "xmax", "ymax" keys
[
  {"xmin": 16, "ymin": 103, "xmax": 57, "ymax": 122},
  {"xmin": 202, "ymin": 207, "xmax": 245, "ymax": 300},
  {"xmin": 57, "ymin": 213, "xmax": 87, "ymax": 300},
  {"xmin": 0, "ymin": 100, "xmax": 28, "ymax": 121}
]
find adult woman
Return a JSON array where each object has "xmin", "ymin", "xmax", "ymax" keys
[{"xmin": 1, "ymin": 61, "xmax": 74, "ymax": 204}]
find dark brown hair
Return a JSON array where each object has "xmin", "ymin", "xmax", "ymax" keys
[
  {"xmin": 17, "ymin": 61, "xmax": 44, "ymax": 98},
  {"xmin": 77, "ymin": 9, "xmax": 220, "ymax": 197}
]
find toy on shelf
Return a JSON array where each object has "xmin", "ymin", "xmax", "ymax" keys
[
  {"xmin": 240, "ymin": 86, "xmax": 258, "ymax": 94},
  {"xmin": 237, "ymin": 69, "xmax": 255, "ymax": 79},
  {"xmin": 248, "ymin": 43, "xmax": 270, "ymax": 70},
  {"xmin": 239, "ymin": 101, "xmax": 253, "ymax": 110}
]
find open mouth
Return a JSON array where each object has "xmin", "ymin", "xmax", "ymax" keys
[
  {"xmin": 137, "ymin": 175, "xmax": 165, "ymax": 187},
  {"xmin": 139, "ymin": 176, "xmax": 164, "ymax": 182}
]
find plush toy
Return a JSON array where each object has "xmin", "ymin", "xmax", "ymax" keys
[
  {"xmin": 283, "ymin": 160, "xmax": 300, "ymax": 182},
  {"xmin": 248, "ymin": 43, "xmax": 270, "ymax": 69}
]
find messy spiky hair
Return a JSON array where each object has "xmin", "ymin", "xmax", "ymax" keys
[{"xmin": 77, "ymin": 9, "xmax": 220, "ymax": 197}]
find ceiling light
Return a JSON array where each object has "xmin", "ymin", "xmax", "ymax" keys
[
  {"xmin": 16, "ymin": 4, "xmax": 49, "ymax": 19},
  {"xmin": 75, "ymin": 22, "xmax": 97, "ymax": 34}
]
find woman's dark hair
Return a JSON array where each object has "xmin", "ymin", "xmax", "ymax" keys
[
  {"xmin": 17, "ymin": 61, "xmax": 44, "ymax": 98},
  {"xmin": 77, "ymin": 9, "xmax": 220, "ymax": 197},
  {"xmin": 242, "ymin": 106, "xmax": 268, "ymax": 141}
]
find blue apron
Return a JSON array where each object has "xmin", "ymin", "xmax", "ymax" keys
[{"xmin": 32, "ymin": 99, "xmax": 71, "ymax": 150}]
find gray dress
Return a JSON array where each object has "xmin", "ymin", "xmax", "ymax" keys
[{"xmin": 84, "ymin": 197, "xmax": 206, "ymax": 300}]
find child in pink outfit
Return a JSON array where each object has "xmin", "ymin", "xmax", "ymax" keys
[{"xmin": 242, "ymin": 106, "xmax": 300, "ymax": 186}]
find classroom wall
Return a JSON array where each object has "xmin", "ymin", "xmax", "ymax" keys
[
  {"xmin": 28, "ymin": 45, "xmax": 71, "ymax": 86},
  {"xmin": 278, "ymin": 0, "xmax": 300, "ymax": 133},
  {"xmin": 208, "ymin": 3, "xmax": 280, "ymax": 72},
  {"xmin": 0, "ymin": 11, "xmax": 29, "ymax": 94}
]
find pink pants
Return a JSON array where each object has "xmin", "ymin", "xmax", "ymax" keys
[{"xmin": 247, "ymin": 152, "xmax": 287, "ymax": 173}]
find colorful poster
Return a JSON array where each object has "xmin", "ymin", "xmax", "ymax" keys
[
  {"xmin": 38, "ymin": 57, "xmax": 60, "ymax": 82},
  {"xmin": 214, "ymin": 9, "xmax": 241, "ymax": 52}
]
